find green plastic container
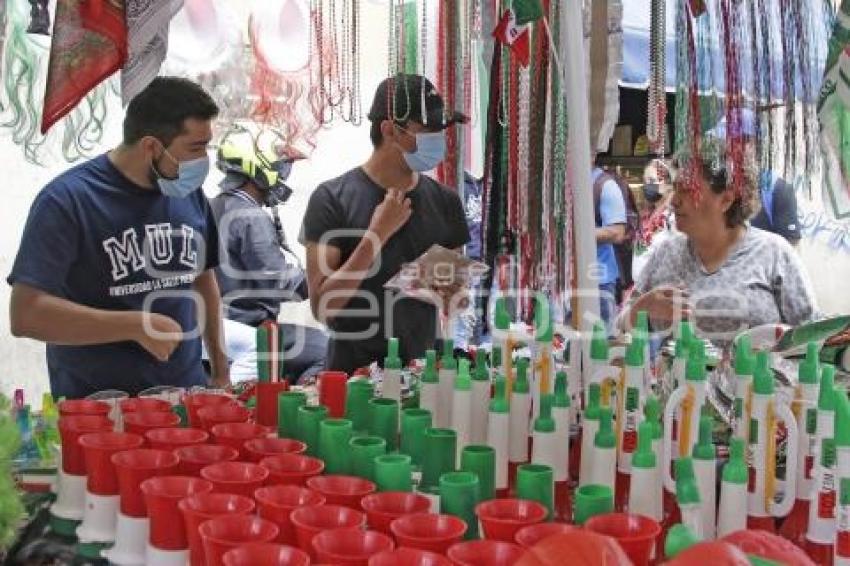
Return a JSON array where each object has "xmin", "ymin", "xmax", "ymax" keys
[{"xmin": 439, "ymin": 471, "xmax": 481, "ymax": 539}]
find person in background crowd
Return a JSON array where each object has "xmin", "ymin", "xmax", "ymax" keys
[
  {"xmin": 619, "ymin": 156, "xmax": 817, "ymax": 348},
  {"xmin": 708, "ymin": 108, "xmax": 801, "ymax": 246},
  {"xmin": 7, "ymin": 77, "xmax": 228, "ymax": 398},
  {"xmin": 632, "ymin": 158, "xmax": 675, "ymax": 283},
  {"xmin": 300, "ymin": 74, "xmax": 470, "ymax": 374},
  {"xmin": 591, "ymin": 156, "xmax": 628, "ymax": 334},
  {"xmin": 210, "ymin": 126, "xmax": 328, "ymax": 383}
]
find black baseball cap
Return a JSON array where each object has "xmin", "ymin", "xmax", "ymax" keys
[{"xmin": 368, "ymin": 74, "xmax": 468, "ymax": 130}]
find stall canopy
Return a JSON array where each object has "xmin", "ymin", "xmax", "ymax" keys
[{"xmin": 620, "ymin": 0, "xmax": 832, "ymax": 100}]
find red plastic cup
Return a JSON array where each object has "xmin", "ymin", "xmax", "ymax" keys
[
  {"xmin": 112, "ymin": 449, "xmax": 179, "ymax": 518},
  {"xmin": 123, "ymin": 411, "xmax": 181, "ymax": 436},
  {"xmin": 514, "ymin": 522, "xmax": 579, "ymax": 548},
  {"xmin": 120, "ymin": 398, "xmax": 172, "ymax": 414},
  {"xmin": 255, "ymin": 485, "xmax": 326, "ymax": 544},
  {"xmin": 389, "ymin": 514, "xmax": 467, "ymax": 555},
  {"xmin": 222, "ymin": 543, "xmax": 310, "ymax": 566},
  {"xmin": 290, "ymin": 504, "xmax": 366, "ymax": 557},
  {"xmin": 360, "ymin": 491, "xmax": 432, "ymax": 535},
  {"xmin": 59, "ymin": 399, "xmax": 111, "ymax": 417},
  {"xmin": 244, "ymin": 437, "xmax": 307, "ymax": 463},
  {"xmin": 199, "ymin": 515, "xmax": 280, "ymax": 566},
  {"xmin": 78, "ymin": 432, "xmax": 145, "ymax": 495},
  {"xmin": 802, "ymin": 540, "xmax": 834, "ymax": 566},
  {"xmin": 184, "ymin": 393, "xmax": 236, "ymax": 428},
  {"xmin": 255, "ymin": 382, "xmax": 289, "ymax": 427},
  {"xmin": 211, "ymin": 422, "xmax": 271, "ymax": 458},
  {"xmin": 146, "ymin": 427, "xmax": 210, "ymax": 451},
  {"xmin": 368, "ymin": 547, "xmax": 453, "ymax": 566},
  {"xmin": 306, "ymin": 474, "xmax": 377, "ymax": 509},
  {"xmin": 175, "ymin": 444, "xmax": 239, "ymax": 476},
  {"xmin": 260, "ymin": 453, "xmax": 325, "ymax": 486},
  {"xmin": 141, "ymin": 476, "xmax": 213, "ymax": 550},
  {"xmin": 475, "ymin": 498, "xmax": 548, "ymax": 543},
  {"xmin": 179, "ymin": 492, "xmax": 256, "ymax": 566},
  {"xmin": 58, "ymin": 415, "xmax": 113, "ymax": 475},
  {"xmin": 318, "ymin": 371, "xmax": 349, "ymax": 418},
  {"xmin": 201, "ymin": 461, "xmax": 270, "ymax": 498},
  {"xmin": 312, "ymin": 527, "xmax": 394, "ymax": 565},
  {"xmin": 585, "ymin": 512, "xmax": 662, "ymax": 566},
  {"xmin": 198, "ymin": 403, "xmax": 251, "ymax": 431},
  {"xmin": 446, "ymin": 540, "xmax": 525, "ymax": 566}
]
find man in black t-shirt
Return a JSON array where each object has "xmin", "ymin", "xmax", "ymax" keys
[{"xmin": 299, "ymin": 74, "xmax": 471, "ymax": 373}]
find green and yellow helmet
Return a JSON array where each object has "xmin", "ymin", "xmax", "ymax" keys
[{"xmin": 216, "ymin": 125, "xmax": 301, "ymax": 196}]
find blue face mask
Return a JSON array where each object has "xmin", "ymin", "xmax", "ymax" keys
[
  {"xmin": 153, "ymin": 147, "xmax": 210, "ymax": 198},
  {"xmin": 399, "ymin": 129, "xmax": 447, "ymax": 172}
]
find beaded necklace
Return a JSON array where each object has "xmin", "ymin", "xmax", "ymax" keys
[
  {"xmin": 310, "ymin": 0, "xmax": 362, "ymax": 125},
  {"xmin": 648, "ymin": 0, "xmax": 667, "ymax": 155}
]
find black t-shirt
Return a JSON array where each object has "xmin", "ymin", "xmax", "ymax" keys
[
  {"xmin": 7, "ymin": 154, "xmax": 218, "ymax": 398},
  {"xmin": 299, "ymin": 167, "xmax": 470, "ymax": 373}
]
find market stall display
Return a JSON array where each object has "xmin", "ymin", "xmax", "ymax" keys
[{"xmin": 1, "ymin": 0, "xmax": 849, "ymax": 564}]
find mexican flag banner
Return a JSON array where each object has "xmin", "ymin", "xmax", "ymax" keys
[
  {"xmin": 492, "ymin": 0, "xmax": 543, "ymax": 68},
  {"xmin": 818, "ymin": 0, "xmax": 850, "ymax": 219}
]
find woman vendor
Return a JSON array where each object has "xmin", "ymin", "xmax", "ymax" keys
[{"xmin": 618, "ymin": 156, "xmax": 818, "ymax": 345}]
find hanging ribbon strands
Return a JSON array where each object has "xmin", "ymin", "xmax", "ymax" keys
[
  {"xmin": 675, "ymin": 0, "xmax": 707, "ymax": 199},
  {"xmin": 249, "ymin": 3, "xmax": 315, "ymax": 151},
  {"xmin": 674, "ymin": 0, "xmax": 825, "ymax": 204},
  {"xmin": 435, "ymin": 0, "xmax": 458, "ymax": 185},
  {"xmin": 720, "ymin": 0, "xmax": 747, "ymax": 201},
  {"xmin": 309, "ymin": 0, "xmax": 362, "ymax": 125},
  {"xmin": 647, "ymin": 0, "xmax": 666, "ymax": 155},
  {"xmin": 419, "ymin": 0, "xmax": 429, "ymax": 125},
  {"xmin": 481, "ymin": 0, "xmax": 572, "ymax": 323},
  {"xmin": 386, "ymin": 0, "xmax": 410, "ymax": 123}
]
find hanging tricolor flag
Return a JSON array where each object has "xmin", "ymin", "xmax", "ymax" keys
[
  {"xmin": 492, "ymin": 0, "xmax": 542, "ymax": 68},
  {"xmin": 818, "ymin": 0, "xmax": 850, "ymax": 219}
]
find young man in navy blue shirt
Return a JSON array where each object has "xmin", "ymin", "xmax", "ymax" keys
[{"xmin": 8, "ymin": 77, "xmax": 229, "ymax": 398}]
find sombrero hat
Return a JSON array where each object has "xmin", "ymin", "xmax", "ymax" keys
[
  {"xmin": 163, "ymin": 0, "xmax": 240, "ymax": 76},
  {"xmin": 249, "ymin": 0, "xmax": 311, "ymax": 75}
]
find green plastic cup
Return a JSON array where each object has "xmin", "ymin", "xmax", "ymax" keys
[
  {"xmin": 401, "ymin": 408, "xmax": 432, "ymax": 467},
  {"xmin": 374, "ymin": 454, "xmax": 413, "ymax": 492},
  {"xmin": 346, "ymin": 379, "xmax": 374, "ymax": 432},
  {"xmin": 574, "ymin": 483, "xmax": 614, "ymax": 525},
  {"xmin": 368, "ymin": 398, "xmax": 400, "ymax": 451},
  {"xmin": 318, "ymin": 418, "xmax": 353, "ymax": 474},
  {"xmin": 350, "ymin": 435, "xmax": 387, "ymax": 481},
  {"xmin": 278, "ymin": 391, "xmax": 307, "ymax": 439},
  {"xmin": 516, "ymin": 464, "xmax": 554, "ymax": 520},
  {"xmin": 296, "ymin": 404, "xmax": 328, "ymax": 456},
  {"xmin": 460, "ymin": 445, "xmax": 496, "ymax": 502},
  {"xmin": 439, "ymin": 471, "xmax": 480, "ymax": 539},
  {"xmin": 420, "ymin": 428, "xmax": 457, "ymax": 490}
]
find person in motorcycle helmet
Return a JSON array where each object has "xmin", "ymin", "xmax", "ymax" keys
[{"xmin": 210, "ymin": 125, "xmax": 327, "ymax": 382}]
